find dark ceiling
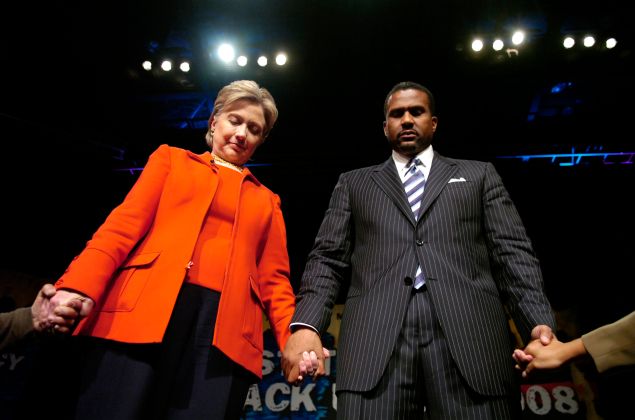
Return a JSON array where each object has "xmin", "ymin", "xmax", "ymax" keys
[{"xmin": 1, "ymin": 0, "xmax": 633, "ymax": 324}]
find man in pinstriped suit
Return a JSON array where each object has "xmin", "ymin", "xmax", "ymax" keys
[{"xmin": 282, "ymin": 81, "xmax": 556, "ymax": 419}]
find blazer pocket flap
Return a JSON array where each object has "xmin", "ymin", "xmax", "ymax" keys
[{"xmin": 122, "ymin": 252, "xmax": 160, "ymax": 268}]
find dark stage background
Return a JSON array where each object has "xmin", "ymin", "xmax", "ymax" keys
[{"xmin": 1, "ymin": 1, "xmax": 633, "ymax": 418}]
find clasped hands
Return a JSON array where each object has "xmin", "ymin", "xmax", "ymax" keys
[
  {"xmin": 32, "ymin": 285, "xmax": 95, "ymax": 335},
  {"xmin": 512, "ymin": 324, "xmax": 556, "ymax": 378},
  {"xmin": 281, "ymin": 327, "xmax": 330, "ymax": 385}
]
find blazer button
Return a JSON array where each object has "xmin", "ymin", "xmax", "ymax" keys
[
  {"xmin": 416, "ymin": 239, "xmax": 424, "ymax": 246},
  {"xmin": 404, "ymin": 277, "xmax": 413, "ymax": 286}
]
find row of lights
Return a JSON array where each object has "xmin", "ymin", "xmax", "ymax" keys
[
  {"xmin": 470, "ymin": 30, "xmax": 619, "ymax": 52},
  {"xmin": 562, "ymin": 35, "xmax": 617, "ymax": 49},
  {"xmin": 141, "ymin": 43, "xmax": 289, "ymax": 73},
  {"xmin": 216, "ymin": 43, "xmax": 288, "ymax": 67},
  {"xmin": 142, "ymin": 60, "xmax": 190, "ymax": 72}
]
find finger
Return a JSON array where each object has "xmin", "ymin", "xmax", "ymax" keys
[
  {"xmin": 47, "ymin": 315, "xmax": 73, "ymax": 328},
  {"xmin": 41, "ymin": 284, "xmax": 57, "ymax": 298},
  {"xmin": 65, "ymin": 298, "xmax": 84, "ymax": 311},
  {"xmin": 54, "ymin": 305, "xmax": 80, "ymax": 319},
  {"xmin": 513, "ymin": 349, "xmax": 533, "ymax": 363},
  {"xmin": 299, "ymin": 360, "xmax": 308, "ymax": 376},
  {"xmin": 302, "ymin": 352, "xmax": 314, "ymax": 374},
  {"xmin": 309, "ymin": 351, "xmax": 319, "ymax": 372},
  {"xmin": 315, "ymin": 357, "xmax": 327, "ymax": 377}
]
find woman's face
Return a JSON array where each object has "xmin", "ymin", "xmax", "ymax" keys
[{"xmin": 210, "ymin": 99, "xmax": 266, "ymax": 166}]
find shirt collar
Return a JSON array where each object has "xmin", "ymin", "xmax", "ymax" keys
[{"xmin": 392, "ymin": 145, "xmax": 434, "ymax": 176}]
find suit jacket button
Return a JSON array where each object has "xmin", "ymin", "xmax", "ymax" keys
[
  {"xmin": 416, "ymin": 239, "xmax": 424, "ymax": 246},
  {"xmin": 404, "ymin": 277, "xmax": 413, "ymax": 286}
]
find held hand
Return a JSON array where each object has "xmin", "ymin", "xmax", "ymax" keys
[
  {"xmin": 531, "ymin": 324, "xmax": 554, "ymax": 346},
  {"xmin": 47, "ymin": 289, "xmax": 95, "ymax": 333},
  {"xmin": 281, "ymin": 328, "xmax": 325, "ymax": 384},
  {"xmin": 31, "ymin": 284, "xmax": 58, "ymax": 332},
  {"xmin": 515, "ymin": 337, "xmax": 587, "ymax": 378},
  {"xmin": 297, "ymin": 347, "xmax": 331, "ymax": 382},
  {"xmin": 513, "ymin": 325, "xmax": 555, "ymax": 376}
]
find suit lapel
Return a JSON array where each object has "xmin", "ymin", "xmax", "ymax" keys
[
  {"xmin": 417, "ymin": 153, "xmax": 458, "ymax": 222},
  {"xmin": 370, "ymin": 153, "xmax": 459, "ymax": 226},
  {"xmin": 371, "ymin": 158, "xmax": 417, "ymax": 226}
]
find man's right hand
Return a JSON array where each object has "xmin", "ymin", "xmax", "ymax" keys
[{"xmin": 281, "ymin": 327, "xmax": 325, "ymax": 383}]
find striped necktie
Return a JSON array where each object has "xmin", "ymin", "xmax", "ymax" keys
[
  {"xmin": 403, "ymin": 158, "xmax": 425, "ymax": 220},
  {"xmin": 403, "ymin": 158, "xmax": 426, "ymax": 288}
]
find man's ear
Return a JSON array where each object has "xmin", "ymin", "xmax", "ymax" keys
[{"xmin": 382, "ymin": 121, "xmax": 388, "ymax": 138}]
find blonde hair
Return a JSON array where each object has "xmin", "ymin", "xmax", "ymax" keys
[{"xmin": 205, "ymin": 80, "xmax": 278, "ymax": 146}]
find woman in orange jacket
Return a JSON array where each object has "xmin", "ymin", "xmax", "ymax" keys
[{"xmin": 46, "ymin": 80, "xmax": 301, "ymax": 419}]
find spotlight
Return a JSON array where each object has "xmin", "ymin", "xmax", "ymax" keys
[
  {"xmin": 257, "ymin": 56, "xmax": 268, "ymax": 67},
  {"xmin": 492, "ymin": 39, "xmax": 504, "ymax": 51},
  {"xmin": 605, "ymin": 38, "xmax": 617, "ymax": 49},
  {"xmin": 142, "ymin": 60, "xmax": 152, "ymax": 71},
  {"xmin": 583, "ymin": 36, "xmax": 595, "ymax": 48},
  {"xmin": 179, "ymin": 62, "xmax": 190, "ymax": 72},
  {"xmin": 237, "ymin": 55, "xmax": 248, "ymax": 66},
  {"xmin": 563, "ymin": 36, "xmax": 575, "ymax": 49},
  {"xmin": 471, "ymin": 38, "xmax": 484, "ymax": 52},
  {"xmin": 217, "ymin": 43, "xmax": 235, "ymax": 63},
  {"xmin": 275, "ymin": 53, "xmax": 287, "ymax": 65},
  {"xmin": 161, "ymin": 60, "xmax": 172, "ymax": 71},
  {"xmin": 511, "ymin": 30, "xmax": 525, "ymax": 46}
]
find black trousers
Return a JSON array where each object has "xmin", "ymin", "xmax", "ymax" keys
[
  {"xmin": 74, "ymin": 284, "xmax": 257, "ymax": 420},
  {"xmin": 337, "ymin": 286, "xmax": 520, "ymax": 420}
]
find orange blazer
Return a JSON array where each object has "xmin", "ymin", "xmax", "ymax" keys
[{"xmin": 55, "ymin": 144, "xmax": 295, "ymax": 378}]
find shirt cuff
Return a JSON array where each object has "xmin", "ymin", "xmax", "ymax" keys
[{"xmin": 289, "ymin": 322, "xmax": 319, "ymax": 334}]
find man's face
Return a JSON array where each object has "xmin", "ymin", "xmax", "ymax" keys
[{"xmin": 383, "ymin": 89, "xmax": 438, "ymax": 158}]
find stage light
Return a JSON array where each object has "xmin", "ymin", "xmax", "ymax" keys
[
  {"xmin": 237, "ymin": 55, "xmax": 248, "ymax": 66},
  {"xmin": 275, "ymin": 53, "xmax": 287, "ymax": 65},
  {"xmin": 161, "ymin": 60, "xmax": 172, "ymax": 71},
  {"xmin": 218, "ymin": 43, "xmax": 235, "ymax": 63},
  {"xmin": 142, "ymin": 60, "xmax": 152, "ymax": 71},
  {"xmin": 492, "ymin": 39, "xmax": 504, "ymax": 51},
  {"xmin": 606, "ymin": 38, "xmax": 617, "ymax": 49},
  {"xmin": 563, "ymin": 36, "xmax": 575, "ymax": 49},
  {"xmin": 583, "ymin": 36, "xmax": 595, "ymax": 47},
  {"xmin": 511, "ymin": 30, "xmax": 525, "ymax": 46},
  {"xmin": 179, "ymin": 62, "xmax": 190, "ymax": 72},
  {"xmin": 471, "ymin": 38, "xmax": 484, "ymax": 52},
  {"xmin": 257, "ymin": 56, "xmax": 268, "ymax": 67}
]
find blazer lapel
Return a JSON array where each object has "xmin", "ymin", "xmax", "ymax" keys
[
  {"xmin": 417, "ymin": 153, "xmax": 458, "ymax": 221},
  {"xmin": 371, "ymin": 158, "xmax": 416, "ymax": 226}
]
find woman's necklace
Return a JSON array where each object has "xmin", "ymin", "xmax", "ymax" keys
[{"xmin": 212, "ymin": 153, "xmax": 244, "ymax": 172}]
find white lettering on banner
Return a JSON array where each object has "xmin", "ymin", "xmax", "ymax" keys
[
  {"xmin": 332, "ymin": 383, "xmax": 337, "ymax": 410},
  {"xmin": 262, "ymin": 350, "xmax": 275, "ymax": 376},
  {"xmin": 526, "ymin": 385, "xmax": 551, "ymax": 415},
  {"xmin": 265, "ymin": 383, "xmax": 290, "ymax": 412},
  {"xmin": 244, "ymin": 384, "xmax": 262, "ymax": 411},
  {"xmin": 552, "ymin": 385, "xmax": 579, "ymax": 415},
  {"xmin": 291, "ymin": 384, "xmax": 316, "ymax": 411},
  {"xmin": 0, "ymin": 353, "xmax": 25, "ymax": 371},
  {"xmin": 245, "ymin": 382, "xmax": 319, "ymax": 412},
  {"xmin": 520, "ymin": 383, "xmax": 580, "ymax": 415}
]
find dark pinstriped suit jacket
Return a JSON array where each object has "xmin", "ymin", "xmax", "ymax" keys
[{"xmin": 292, "ymin": 152, "xmax": 555, "ymax": 396}]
